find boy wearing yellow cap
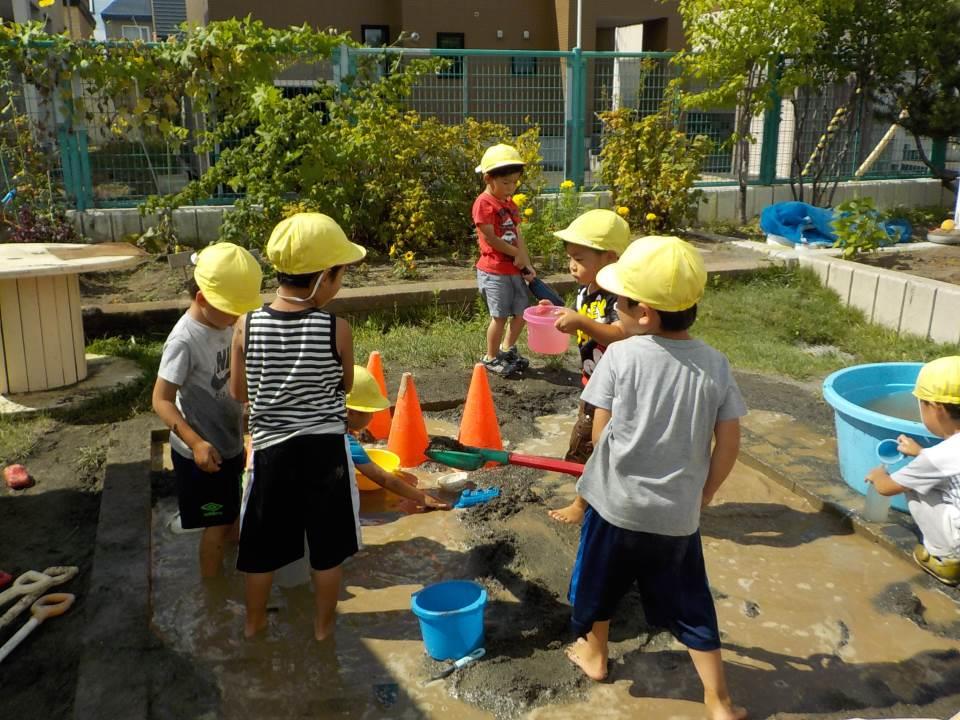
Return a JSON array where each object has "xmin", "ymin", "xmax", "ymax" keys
[
  {"xmin": 152, "ymin": 243, "xmax": 263, "ymax": 578},
  {"xmin": 545, "ymin": 209, "xmax": 630, "ymax": 523},
  {"xmin": 346, "ymin": 366, "xmax": 450, "ymax": 510},
  {"xmin": 229, "ymin": 213, "xmax": 365, "ymax": 640},
  {"xmin": 565, "ymin": 237, "xmax": 747, "ymax": 720},
  {"xmin": 866, "ymin": 356, "xmax": 960, "ymax": 586},
  {"xmin": 474, "ymin": 143, "xmax": 535, "ymax": 376}
]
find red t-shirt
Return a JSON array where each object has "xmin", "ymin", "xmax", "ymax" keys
[{"xmin": 473, "ymin": 192, "xmax": 522, "ymax": 275}]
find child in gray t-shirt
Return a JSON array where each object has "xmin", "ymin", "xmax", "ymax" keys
[
  {"xmin": 565, "ymin": 237, "xmax": 747, "ymax": 720},
  {"xmin": 152, "ymin": 243, "xmax": 263, "ymax": 578}
]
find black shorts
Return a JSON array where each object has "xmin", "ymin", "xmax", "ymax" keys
[
  {"xmin": 237, "ymin": 433, "xmax": 359, "ymax": 574},
  {"xmin": 570, "ymin": 506, "xmax": 721, "ymax": 651},
  {"xmin": 171, "ymin": 450, "xmax": 243, "ymax": 529}
]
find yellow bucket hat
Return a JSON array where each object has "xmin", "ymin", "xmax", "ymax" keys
[
  {"xmin": 266, "ymin": 213, "xmax": 366, "ymax": 275},
  {"xmin": 914, "ymin": 356, "xmax": 960, "ymax": 404},
  {"xmin": 554, "ymin": 209, "xmax": 631, "ymax": 256},
  {"xmin": 346, "ymin": 365, "xmax": 390, "ymax": 413},
  {"xmin": 475, "ymin": 143, "xmax": 526, "ymax": 174},
  {"xmin": 193, "ymin": 242, "xmax": 263, "ymax": 316},
  {"xmin": 596, "ymin": 236, "xmax": 706, "ymax": 312}
]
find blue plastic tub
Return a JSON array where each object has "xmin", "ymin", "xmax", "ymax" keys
[
  {"xmin": 822, "ymin": 363, "xmax": 938, "ymax": 512},
  {"xmin": 411, "ymin": 580, "xmax": 486, "ymax": 661}
]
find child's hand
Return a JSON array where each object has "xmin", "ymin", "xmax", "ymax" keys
[
  {"xmin": 514, "ymin": 252, "xmax": 532, "ymax": 271},
  {"xmin": 521, "ymin": 265, "xmax": 538, "ymax": 280},
  {"xmin": 552, "ymin": 307, "xmax": 581, "ymax": 335},
  {"xmin": 897, "ymin": 434, "xmax": 922, "ymax": 457},
  {"xmin": 421, "ymin": 495, "xmax": 451, "ymax": 511},
  {"xmin": 193, "ymin": 441, "xmax": 223, "ymax": 473},
  {"xmin": 701, "ymin": 491, "xmax": 715, "ymax": 509}
]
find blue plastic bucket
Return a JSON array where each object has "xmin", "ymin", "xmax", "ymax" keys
[
  {"xmin": 823, "ymin": 363, "xmax": 938, "ymax": 512},
  {"xmin": 410, "ymin": 580, "xmax": 486, "ymax": 661}
]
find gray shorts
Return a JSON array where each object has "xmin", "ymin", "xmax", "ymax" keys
[{"xmin": 477, "ymin": 270, "xmax": 529, "ymax": 319}]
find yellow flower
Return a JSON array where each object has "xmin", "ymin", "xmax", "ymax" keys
[
  {"xmin": 512, "ymin": 193, "xmax": 528, "ymax": 208},
  {"xmin": 645, "ymin": 212, "xmax": 658, "ymax": 221},
  {"xmin": 616, "ymin": 206, "xmax": 629, "ymax": 217},
  {"xmin": 389, "ymin": 244, "xmax": 397, "ymax": 257},
  {"xmin": 403, "ymin": 250, "xmax": 415, "ymax": 262},
  {"xmin": 560, "ymin": 180, "xmax": 575, "ymax": 190},
  {"xmin": 523, "ymin": 207, "xmax": 534, "ymax": 217}
]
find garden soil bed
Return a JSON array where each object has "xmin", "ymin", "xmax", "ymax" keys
[
  {"xmin": 856, "ymin": 245, "xmax": 960, "ymax": 286},
  {"xmin": 6, "ymin": 361, "xmax": 959, "ymax": 719}
]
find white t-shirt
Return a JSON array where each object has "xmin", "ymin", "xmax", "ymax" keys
[{"xmin": 892, "ymin": 433, "xmax": 960, "ymax": 509}]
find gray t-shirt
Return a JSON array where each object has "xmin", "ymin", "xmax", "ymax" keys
[
  {"xmin": 577, "ymin": 335, "xmax": 747, "ymax": 536},
  {"xmin": 157, "ymin": 312, "xmax": 244, "ymax": 461}
]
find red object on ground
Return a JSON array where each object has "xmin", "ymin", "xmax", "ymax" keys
[
  {"xmin": 3, "ymin": 464, "xmax": 33, "ymax": 490},
  {"xmin": 0, "ymin": 571, "xmax": 11, "ymax": 590}
]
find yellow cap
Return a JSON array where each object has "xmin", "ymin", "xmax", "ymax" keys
[
  {"xmin": 346, "ymin": 365, "xmax": 390, "ymax": 413},
  {"xmin": 554, "ymin": 209, "xmax": 631, "ymax": 256},
  {"xmin": 266, "ymin": 213, "xmax": 366, "ymax": 275},
  {"xmin": 596, "ymin": 236, "xmax": 706, "ymax": 312},
  {"xmin": 475, "ymin": 144, "xmax": 526, "ymax": 174},
  {"xmin": 193, "ymin": 243, "xmax": 263, "ymax": 316},
  {"xmin": 914, "ymin": 356, "xmax": 960, "ymax": 404}
]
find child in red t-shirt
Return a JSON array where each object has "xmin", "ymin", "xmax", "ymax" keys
[{"xmin": 473, "ymin": 144, "xmax": 535, "ymax": 376}]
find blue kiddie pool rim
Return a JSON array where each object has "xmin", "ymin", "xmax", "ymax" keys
[
  {"xmin": 822, "ymin": 362, "xmax": 929, "ymax": 437},
  {"xmin": 410, "ymin": 580, "xmax": 487, "ymax": 618}
]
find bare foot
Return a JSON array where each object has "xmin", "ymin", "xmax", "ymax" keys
[
  {"xmin": 314, "ymin": 617, "xmax": 336, "ymax": 642},
  {"xmin": 549, "ymin": 502, "xmax": 585, "ymax": 524},
  {"xmin": 565, "ymin": 637, "xmax": 607, "ymax": 681},
  {"xmin": 244, "ymin": 616, "xmax": 267, "ymax": 639},
  {"xmin": 705, "ymin": 695, "xmax": 748, "ymax": 720}
]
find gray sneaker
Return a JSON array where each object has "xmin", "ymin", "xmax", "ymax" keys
[
  {"xmin": 503, "ymin": 345, "xmax": 530, "ymax": 371},
  {"xmin": 482, "ymin": 352, "xmax": 519, "ymax": 377}
]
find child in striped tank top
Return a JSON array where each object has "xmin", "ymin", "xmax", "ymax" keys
[{"xmin": 230, "ymin": 213, "xmax": 366, "ymax": 641}]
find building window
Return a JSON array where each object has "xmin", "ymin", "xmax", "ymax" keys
[
  {"xmin": 121, "ymin": 25, "xmax": 151, "ymax": 42},
  {"xmin": 511, "ymin": 57, "xmax": 537, "ymax": 76},
  {"xmin": 436, "ymin": 32, "xmax": 465, "ymax": 78},
  {"xmin": 361, "ymin": 25, "xmax": 389, "ymax": 47}
]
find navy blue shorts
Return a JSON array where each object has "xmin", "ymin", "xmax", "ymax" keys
[
  {"xmin": 569, "ymin": 506, "xmax": 720, "ymax": 651},
  {"xmin": 171, "ymin": 450, "xmax": 243, "ymax": 529}
]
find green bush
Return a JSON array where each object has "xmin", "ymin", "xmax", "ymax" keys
[
  {"xmin": 597, "ymin": 107, "xmax": 712, "ymax": 234},
  {"xmin": 519, "ymin": 181, "xmax": 585, "ymax": 267},
  {"xmin": 832, "ymin": 197, "xmax": 889, "ymax": 259},
  {"xmin": 156, "ymin": 61, "xmax": 544, "ymax": 255}
]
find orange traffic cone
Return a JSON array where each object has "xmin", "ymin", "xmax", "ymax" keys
[
  {"xmin": 457, "ymin": 364, "xmax": 503, "ymax": 454},
  {"xmin": 365, "ymin": 351, "xmax": 392, "ymax": 440},
  {"xmin": 387, "ymin": 372, "xmax": 429, "ymax": 467}
]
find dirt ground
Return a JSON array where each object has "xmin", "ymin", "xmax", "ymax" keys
[
  {"xmin": 77, "ymin": 237, "xmax": 756, "ymax": 306},
  {"xmin": 4, "ymin": 362, "xmax": 960, "ymax": 719},
  {"xmin": 857, "ymin": 245, "xmax": 960, "ymax": 286}
]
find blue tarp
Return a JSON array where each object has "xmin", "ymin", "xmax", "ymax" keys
[{"xmin": 760, "ymin": 201, "xmax": 912, "ymax": 247}]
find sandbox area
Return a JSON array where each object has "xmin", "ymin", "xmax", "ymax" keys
[{"xmin": 145, "ymin": 373, "xmax": 960, "ymax": 720}]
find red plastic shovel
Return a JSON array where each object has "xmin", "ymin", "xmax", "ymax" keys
[{"xmin": 426, "ymin": 442, "xmax": 584, "ymax": 476}]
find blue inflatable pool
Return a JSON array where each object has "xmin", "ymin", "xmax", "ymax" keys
[{"xmin": 822, "ymin": 363, "xmax": 938, "ymax": 512}]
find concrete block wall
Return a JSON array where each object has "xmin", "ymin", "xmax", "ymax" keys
[
  {"xmin": 69, "ymin": 178, "xmax": 951, "ymax": 244},
  {"xmin": 795, "ymin": 251, "xmax": 960, "ymax": 345}
]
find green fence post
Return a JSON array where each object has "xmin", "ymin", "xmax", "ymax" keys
[
  {"xmin": 569, "ymin": 47, "xmax": 585, "ymax": 187},
  {"xmin": 758, "ymin": 62, "xmax": 782, "ymax": 185},
  {"xmin": 76, "ymin": 126, "xmax": 92, "ymax": 211},
  {"xmin": 461, "ymin": 56, "xmax": 469, "ymax": 120},
  {"xmin": 930, "ymin": 138, "xmax": 947, "ymax": 174}
]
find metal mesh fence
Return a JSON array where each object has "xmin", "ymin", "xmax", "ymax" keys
[{"xmin": 0, "ymin": 44, "xmax": 945, "ymax": 211}]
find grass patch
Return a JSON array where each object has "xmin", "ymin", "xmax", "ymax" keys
[
  {"xmin": 698, "ymin": 266, "xmax": 960, "ymax": 379},
  {"xmin": 0, "ymin": 414, "xmax": 58, "ymax": 465},
  {"xmin": 69, "ymin": 337, "xmax": 164, "ymax": 424}
]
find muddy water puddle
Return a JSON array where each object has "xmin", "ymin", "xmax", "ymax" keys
[{"xmin": 151, "ymin": 410, "xmax": 960, "ymax": 719}]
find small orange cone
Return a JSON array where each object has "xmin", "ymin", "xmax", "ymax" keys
[
  {"xmin": 457, "ymin": 364, "xmax": 503, "ymax": 455},
  {"xmin": 365, "ymin": 351, "xmax": 392, "ymax": 440},
  {"xmin": 387, "ymin": 372, "xmax": 429, "ymax": 467}
]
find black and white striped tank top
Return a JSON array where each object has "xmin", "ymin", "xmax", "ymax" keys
[{"xmin": 245, "ymin": 306, "xmax": 346, "ymax": 449}]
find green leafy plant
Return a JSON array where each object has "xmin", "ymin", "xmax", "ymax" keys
[
  {"xmin": 519, "ymin": 180, "xmax": 585, "ymax": 267},
  {"xmin": 598, "ymin": 106, "xmax": 712, "ymax": 233},
  {"xmin": 391, "ymin": 247, "xmax": 420, "ymax": 280},
  {"xmin": 831, "ymin": 197, "xmax": 889, "ymax": 259}
]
